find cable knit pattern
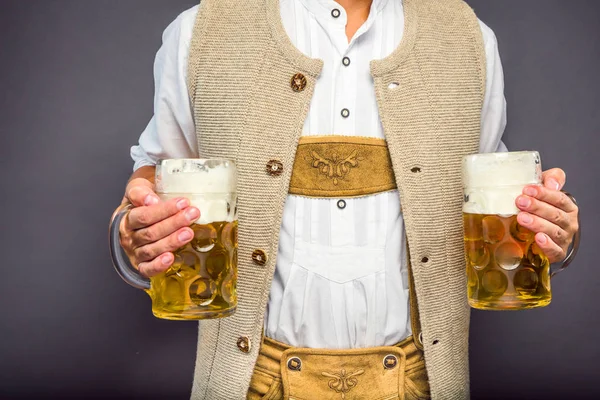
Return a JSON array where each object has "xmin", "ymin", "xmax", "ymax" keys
[{"xmin": 187, "ymin": 0, "xmax": 484, "ymax": 398}]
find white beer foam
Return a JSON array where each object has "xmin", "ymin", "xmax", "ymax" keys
[
  {"xmin": 157, "ymin": 159, "xmax": 236, "ymax": 194},
  {"xmin": 156, "ymin": 159, "xmax": 237, "ymax": 224},
  {"xmin": 463, "ymin": 152, "xmax": 542, "ymax": 215},
  {"xmin": 193, "ymin": 195, "xmax": 236, "ymax": 224}
]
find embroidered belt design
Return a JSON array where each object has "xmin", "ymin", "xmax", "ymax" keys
[{"xmin": 289, "ymin": 136, "xmax": 397, "ymax": 198}]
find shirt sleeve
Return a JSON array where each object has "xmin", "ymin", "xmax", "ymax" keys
[
  {"xmin": 478, "ymin": 20, "xmax": 508, "ymax": 153},
  {"xmin": 130, "ymin": 6, "xmax": 200, "ymax": 171}
]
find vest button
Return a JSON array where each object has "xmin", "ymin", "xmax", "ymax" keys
[
  {"xmin": 252, "ymin": 249, "xmax": 268, "ymax": 266},
  {"xmin": 266, "ymin": 160, "xmax": 284, "ymax": 176},
  {"xmin": 291, "ymin": 73, "xmax": 307, "ymax": 92},
  {"xmin": 237, "ymin": 336, "xmax": 250, "ymax": 353}
]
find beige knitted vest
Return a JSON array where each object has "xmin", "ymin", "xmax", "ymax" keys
[{"xmin": 186, "ymin": 0, "xmax": 485, "ymax": 398}]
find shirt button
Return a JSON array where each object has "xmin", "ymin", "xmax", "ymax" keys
[
  {"xmin": 341, "ymin": 108, "xmax": 350, "ymax": 118},
  {"xmin": 237, "ymin": 336, "xmax": 250, "ymax": 353},
  {"xmin": 291, "ymin": 73, "xmax": 307, "ymax": 92},
  {"xmin": 266, "ymin": 160, "xmax": 283, "ymax": 176},
  {"xmin": 331, "ymin": 8, "xmax": 341, "ymax": 18},
  {"xmin": 337, "ymin": 200, "xmax": 347, "ymax": 210},
  {"xmin": 342, "ymin": 57, "xmax": 351, "ymax": 67},
  {"xmin": 252, "ymin": 249, "xmax": 268, "ymax": 266}
]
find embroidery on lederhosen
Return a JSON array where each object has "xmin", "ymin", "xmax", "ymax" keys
[{"xmin": 321, "ymin": 368, "xmax": 365, "ymax": 399}]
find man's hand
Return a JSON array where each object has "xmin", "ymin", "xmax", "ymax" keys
[
  {"xmin": 515, "ymin": 168, "xmax": 579, "ymax": 263},
  {"xmin": 118, "ymin": 173, "xmax": 200, "ymax": 278}
]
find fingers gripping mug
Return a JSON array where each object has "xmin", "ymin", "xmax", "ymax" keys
[
  {"xmin": 462, "ymin": 151, "xmax": 579, "ymax": 310},
  {"xmin": 110, "ymin": 159, "xmax": 238, "ymax": 320}
]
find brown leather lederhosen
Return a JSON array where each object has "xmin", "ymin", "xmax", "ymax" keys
[{"xmin": 247, "ymin": 137, "xmax": 430, "ymax": 400}]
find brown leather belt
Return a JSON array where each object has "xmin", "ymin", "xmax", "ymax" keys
[{"xmin": 289, "ymin": 136, "xmax": 398, "ymax": 198}]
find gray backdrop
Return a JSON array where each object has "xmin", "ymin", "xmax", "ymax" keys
[{"xmin": 0, "ymin": 0, "xmax": 598, "ymax": 398}]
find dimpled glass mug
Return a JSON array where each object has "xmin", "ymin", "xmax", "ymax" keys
[
  {"xmin": 462, "ymin": 151, "xmax": 580, "ymax": 310},
  {"xmin": 110, "ymin": 159, "xmax": 238, "ymax": 320}
]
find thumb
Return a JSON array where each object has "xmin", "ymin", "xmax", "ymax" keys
[
  {"xmin": 125, "ymin": 178, "xmax": 159, "ymax": 207},
  {"xmin": 541, "ymin": 168, "xmax": 566, "ymax": 191}
]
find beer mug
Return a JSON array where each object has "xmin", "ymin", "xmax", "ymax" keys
[
  {"xmin": 110, "ymin": 159, "xmax": 238, "ymax": 320},
  {"xmin": 462, "ymin": 151, "xmax": 579, "ymax": 310}
]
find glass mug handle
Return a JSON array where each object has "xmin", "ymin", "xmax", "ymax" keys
[
  {"xmin": 550, "ymin": 191, "xmax": 581, "ymax": 278},
  {"xmin": 109, "ymin": 204, "xmax": 151, "ymax": 290}
]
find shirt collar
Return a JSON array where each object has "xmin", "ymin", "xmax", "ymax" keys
[{"xmin": 298, "ymin": 0, "xmax": 391, "ymax": 24}]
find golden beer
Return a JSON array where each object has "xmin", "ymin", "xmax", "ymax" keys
[
  {"xmin": 464, "ymin": 213, "xmax": 550, "ymax": 310},
  {"xmin": 150, "ymin": 220, "xmax": 238, "ymax": 320},
  {"xmin": 110, "ymin": 159, "xmax": 238, "ymax": 320},
  {"xmin": 153, "ymin": 159, "xmax": 238, "ymax": 320},
  {"xmin": 463, "ymin": 151, "xmax": 549, "ymax": 310}
]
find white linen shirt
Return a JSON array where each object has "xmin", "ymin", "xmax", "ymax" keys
[{"xmin": 131, "ymin": 0, "xmax": 508, "ymax": 349}]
